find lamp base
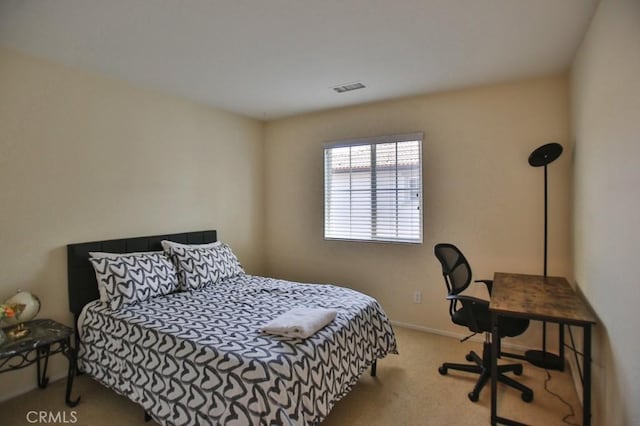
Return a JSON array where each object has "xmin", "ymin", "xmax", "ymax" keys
[
  {"xmin": 7, "ymin": 323, "xmax": 30, "ymax": 340},
  {"xmin": 525, "ymin": 349, "xmax": 564, "ymax": 371}
]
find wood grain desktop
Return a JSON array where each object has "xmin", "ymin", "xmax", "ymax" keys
[{"xmin": 490, "ymin": 273, "xmax": 597, "ymax": 325}]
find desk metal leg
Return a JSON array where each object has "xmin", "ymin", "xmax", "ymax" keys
[
  {"xmin": 559, "ymin": 323, "xmax": 566, "ymax": 371},
  {"xmin": 490, "ymin": 313, "xmax": 528, "ymax": 426},
  {"xmin": 491, "ymin": 312, "xmax": 498, "ymax": 425},
  {"xmin": 583, "ymin": 325, "xmax": 592, "ymax": 426}
]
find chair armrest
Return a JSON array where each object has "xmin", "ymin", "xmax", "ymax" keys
[
  {"xmin": 446, "ymin": 294, "xmax": 488, "ymax": 305},
  {"xmin": 446, "ymin": 294, "xmax": 489, "ymax": 332},
  {"xmin": 474, "ymin": 279, "xmax": 493, "ymax": 294}
]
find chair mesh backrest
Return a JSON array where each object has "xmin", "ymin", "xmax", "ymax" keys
[{"xmin": 434, "ymin": 243, "xmax": 472, "ymax": 296}]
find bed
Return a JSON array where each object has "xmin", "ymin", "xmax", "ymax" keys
[{"xmin": 67, "ymin": 230, "xmax": 398, "ymax": 426}]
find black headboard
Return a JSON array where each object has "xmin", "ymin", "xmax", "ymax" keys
[{"xmin": 67, "ymin": 230, "xmax": 217, "ymax": 319}]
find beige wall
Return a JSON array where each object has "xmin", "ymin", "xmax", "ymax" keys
[
  {"xmin": 570, "ymin": 0, "xmax": 640, "ymax": 423},
  {"xmin": 264, "ymin": 76, "xmax": 572, "ymax": 348},
  {"xmin": 0, "ymin": 48, "xmax": 265, "ymax": 400}
]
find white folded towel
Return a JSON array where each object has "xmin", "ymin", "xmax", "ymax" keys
[{"xmin": 260, "ymin": 307, "xmax": 338, "ymax": 339}]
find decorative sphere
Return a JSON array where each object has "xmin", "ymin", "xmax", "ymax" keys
[{"xmin": 4, "ymin": 291, "xmax": 41, "ymax": 324}]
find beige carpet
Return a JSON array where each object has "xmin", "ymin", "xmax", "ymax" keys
[{"xmin": 0, "ymin": 327, "xmax": 581, "ymax": 425}]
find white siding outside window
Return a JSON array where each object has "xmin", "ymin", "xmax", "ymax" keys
[{"xmin": 324, "ymin": 133, "xmax": 423, "ymax": 244}]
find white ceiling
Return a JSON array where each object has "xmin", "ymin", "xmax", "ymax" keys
[{"xmin": 0, "ymin": 0, "xmax": 598, "ymax": 120}]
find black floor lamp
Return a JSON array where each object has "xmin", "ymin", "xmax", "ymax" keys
[{"xmin": 525, "ymin": 142, "xmax": 564, "ymax": 371}]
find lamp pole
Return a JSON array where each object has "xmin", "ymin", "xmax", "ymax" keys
[{"xmin": 525, "ymin": 142, "xmax": 564, "ymax": 371}]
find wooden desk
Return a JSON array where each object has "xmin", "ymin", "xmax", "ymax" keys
[{"xmin": 489, "ymin": 273, "xmax": 597, "ymax": 426}]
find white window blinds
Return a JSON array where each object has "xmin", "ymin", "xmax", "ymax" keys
[{"xmin": 324, "ymin": 133, "xmax": 423, "ymax": 244}]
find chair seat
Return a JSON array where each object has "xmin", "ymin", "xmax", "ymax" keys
[{"xmin": 452, "ymin": 304, "xmax": 529, "ymax": 337}]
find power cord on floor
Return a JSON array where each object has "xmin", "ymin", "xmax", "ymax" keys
[{"xmin": 543, "ymin": 368, "xmax": 580, "ymax": 426}]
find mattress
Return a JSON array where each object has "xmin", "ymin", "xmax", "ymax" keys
[{"xmin": 77, "ymin": 274, "xmax": 398, "ymax": 425}]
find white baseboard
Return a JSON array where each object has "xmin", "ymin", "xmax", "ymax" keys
[{"xmin": 390, "ymin": 320, "xmax": 531, "ymax": 353}]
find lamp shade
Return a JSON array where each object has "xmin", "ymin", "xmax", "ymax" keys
[{"xmin": 528, "ymin": 142, "xmax": 563, "ymax": 167}]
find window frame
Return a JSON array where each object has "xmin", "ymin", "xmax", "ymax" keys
[{"xmin": 323, "ymin": 132, "xmax": 424, "ymax": 244}]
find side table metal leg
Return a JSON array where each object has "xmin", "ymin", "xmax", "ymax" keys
[
  {"xmin": 64, "ymin": 339, "xmax": 80, "ymax": 407},
  {"xmin": 36, "ymin": 345, "xmax": 51, "ymax": 389}
]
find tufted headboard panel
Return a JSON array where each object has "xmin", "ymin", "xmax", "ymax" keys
[{"xmin": 67, "ymin": 230, "xmax": 217, "ymax": 318}]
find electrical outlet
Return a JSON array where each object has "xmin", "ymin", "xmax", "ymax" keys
[{"xmin": 413, "ymin": 290, "xmax": 422, "ymax": 304}]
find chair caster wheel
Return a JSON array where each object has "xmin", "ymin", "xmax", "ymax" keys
[
  {"xmin": 465, "ymin": 353, "xmax": 474, "ymax": 362},
  {"xmin": 468, "ymin": 391, "xmax": 479, "ymax": 402},
  {"xmin": 514, "ymin": 365, "xmax": 523, "ymax": 376},
  {"xmin": 522, "ymin": 391, "xmax": 534, "ymax": 403},
  {"xmin": 438, "ymin": 366, "xmax": 447, "ymax": 375}
]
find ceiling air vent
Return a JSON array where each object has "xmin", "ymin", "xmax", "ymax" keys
[{"xmin": 332, "ymin": 82, "xmax": 366, "ymax": 93}]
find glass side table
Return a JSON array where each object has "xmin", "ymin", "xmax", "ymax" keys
[{"xmin": 0, "ymin": 319, "xmax": 80, "ymax": 407}]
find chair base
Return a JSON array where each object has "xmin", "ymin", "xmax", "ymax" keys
[{"xmin": 438, "ymin": 341, "xmax": 533, "ymax": 403}]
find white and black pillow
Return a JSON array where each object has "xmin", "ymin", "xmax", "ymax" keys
[
  {"xmin": 89, "ymin": 252, "xmax": 179, "ymax": 310},
  {"xmin": 214, "ymin": 243, "xmax": 245, "ymax": 278},
  {"xmin": 163, "ymin": 242, "xmax": 245, "ymax": 291},
  {"xmin": 89, "ymin": 251, "xmax": 162, "ymax": 302}
]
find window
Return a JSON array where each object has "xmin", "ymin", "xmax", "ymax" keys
[{"xmin": 324, "ymin": 133, "xmax": 423, "ymax": 243}]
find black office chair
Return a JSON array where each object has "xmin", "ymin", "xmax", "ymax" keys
[{"xmin": 434, "ymin": 243, "xmax": 533, "ymax": 403}]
